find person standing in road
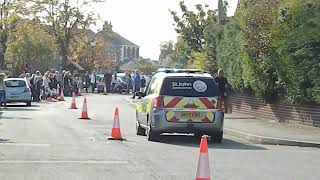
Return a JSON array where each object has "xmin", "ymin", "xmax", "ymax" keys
[
  {"xmin": 33, "ymin": 71, "xmax": 42, "ymax": 102},
  {"xmin": 111, "ymin": 71, "xmax": 117, "ymax": 93},
  {"xmin": 83, "ymin": 71, "xmax": 90, "ymax": 93},
  {"xmin": 42, "ymin": 71, "xmax": 51, "ymax": 100},
  {"xmin": 124, "ymin": 71, "xmax": 131, "ymax": 94},
  {"xmin": 214, "ymin": 69, "xmax": 231, "ymax": 113},
  {"xmin": 132, "ymin": 69, "xmax": 141, "ymax": 99},
  {"xmin": 25, "ymin": 73, "xmax": 31, "ymax": 87},
  {"xmin": 104, "ymin": 70, "xmax": 112, "ymax": 94},
  {"xmin": 51, "ymin": 74, "xmax": 59, "ymax": 97},
  {"xmin": 0, "ymin": 73, "xmax": 7, "ymax": 108},
  {"xmin": 140, "ymin": 74, "xmax": 146, "ymax": 93},
  {"xmin": 90, "ymin": 71, "xmax": 97, "ymax": 93}
]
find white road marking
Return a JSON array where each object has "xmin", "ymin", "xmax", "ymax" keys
[
  {"xmin": 0, "ymin": 143, "xmax": 51, "ymax": 147},
  {"xmin": 0, "ymin": 160, "xmax": 129, "ymax": 164}
]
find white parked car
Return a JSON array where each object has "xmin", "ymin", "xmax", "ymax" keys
[{"xmin": 5, "ymin": 78, "xmax": 32, "ymax": 106}]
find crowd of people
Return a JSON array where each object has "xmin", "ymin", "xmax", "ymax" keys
[
  {"xmin": 14, "ymin": 69, "xmax": 147, "ymax": 103},
  {"xmin": 81, "ymin": 69, "xmax": 147, "ymax": 99},
  {"xmin": 18, "ymin": 70, "xmax": 81, "ymax": 102}
]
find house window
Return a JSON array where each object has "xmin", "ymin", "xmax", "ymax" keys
[
  {"xmin": 132, "ymin": 47, "xmax": 135, "ymax": 59},
  {"xmin": 136, "ymin": 48, "xmax": 139, "ymax": 58},
  {"xmin": 123, "ymin": 47, "xmax": 127, "ymax": 58},
  {"xmin": 127, "ymin": 47, "xmax": 131, "ymax": 58}
]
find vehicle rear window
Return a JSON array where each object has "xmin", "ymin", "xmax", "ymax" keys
[
  {"xmin": 5, "ymin": 80, "xmax": 26, "ymax": 87},
  {"xmin": 160, "ymin": 77, "xmax": 219, "ymax": 97}
]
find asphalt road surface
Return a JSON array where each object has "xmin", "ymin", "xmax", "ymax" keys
[{"xmin": 0, "ymin": 94, "xmax": 319, "ymax": 180}]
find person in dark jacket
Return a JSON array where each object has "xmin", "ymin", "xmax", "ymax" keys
[
  {"xmin": 140, "ymin": 74, "xmax": 146, "ymax": 92},
  {"xmin": 83, "ymin": 71, "xmax": 90, "ymax": 93},
  {"xmin": 104, "ymin": 70, "xmax": 112, "ymax": 94},
  {"xmin": 63, "ymin": 71, "xmax": 72, "ymax": 96},
  {"xmin": 214, "ymin": 69, "xmax": 231, "ymax": 113},
  {"xmin": 33, "ymin": 71, "xmax": 42, "ymax": 102}
]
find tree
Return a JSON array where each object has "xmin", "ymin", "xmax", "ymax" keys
[
  {"xmin": 0, "ymin": 0, "xmax": 26, "ymax": 67},
  {"xmin": 216, "ymin": 19, "xmax": 244, "ymax": 91},
  {"xmin": 137, "ymin": 58, "xmax": 157, "ymax": 75},
  {"xmin": 271, "ymin": 0, "xmax": 320, "ymax": 104},
  {"xmin": 5, "ymin": 19, "xmax": 56, "ymax": 70},
  {"xmin": 236, "ymin": 0, "xmax": 280, "ymax": 101},
  {"xmin": 30, "ymin": 0, "xmax": 102, "ymax": 70},
  {"xmin": 159, "ymin": 41, "xmax": 174, "ymax": 66},
  {"xmin": 170, "ymin": 2, "xmax": 222, "ymax": 71},
  {"xmin": 170, "ymin": 2, "xmax": 208, "ymax": 53},
  {"xmin": 165, "ymin": 37, "xmax": 189, "ymax": 68}
]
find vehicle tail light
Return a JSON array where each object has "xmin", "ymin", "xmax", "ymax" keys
[
  {"xmin": 153, "ymin": 96, "xmax": 164, "ymax": 111},
  {"xmin": 24, "ymin": 88, "xmax": 31, "ymax": 92},
  {"xmin": 216, "ymin": 96, "xmax": 225, "ymax": 110}
]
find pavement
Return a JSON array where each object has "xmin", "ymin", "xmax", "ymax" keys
[
  {"xmin": 125, "ymin": 97, "xmax": 320, "ymax": 148},
  {"xmin": 0, "ymin": 94, "xmax": 320, "ymax": 180}
]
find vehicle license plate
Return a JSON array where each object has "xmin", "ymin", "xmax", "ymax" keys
[{"xmin": 180, "ymin": 112, "xmax": 201, "ymax": 119}]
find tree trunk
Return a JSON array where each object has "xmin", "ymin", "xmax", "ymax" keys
[{"xmin": 60, "ymin": 45, "xmax": 68, "ymax": 70}]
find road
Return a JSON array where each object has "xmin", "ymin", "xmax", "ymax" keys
[{"xmin": 0, "ymin": 94, "xmax": 319, "ymax": 180}]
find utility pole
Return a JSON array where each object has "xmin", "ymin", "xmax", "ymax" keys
[{"xmin": 218, "ymin": 0, "xmax": 225, "ymax": 24}]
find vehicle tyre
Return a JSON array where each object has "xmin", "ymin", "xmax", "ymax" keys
[
  {"xmin": 210, "ymin": 131, "xmax": 223, "ymax": 143},
  {"xmin": 136, "ymin": 121, "xmax": 146, "ymax": 136},
  {"xmin": 194, "ymin": 132, "xmax": 203, "ymax": 139},
  {"xmin": 26, "ymin": 102, "xmax": 32, "ymax": 106},
  {"xmin": 146, "ymin": 124, "xmax": 159, "ymax": 141}
]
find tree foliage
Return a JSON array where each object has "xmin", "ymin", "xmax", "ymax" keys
[
  {"xmin": 170, "ymin": 1, "xmax": 222, "ymax": 71},
  {"xmin": 29, "ymin": 0, "xmax": 101, "ymax": 69},
  {"xmin": 168, "ymin": 0, "xmax": 320, "ymax": 104},
  {"xmin": 6, "ymin": 19, "xmax": 55, "ymax": 70}
]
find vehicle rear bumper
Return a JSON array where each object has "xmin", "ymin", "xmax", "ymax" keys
[
  {"xmin": 6, "ymin": 93, "xmax": 32, "ymax": 103},
  {"xmin": 150, "ymin": 110, "xmax": 224, "ymax": 134}
]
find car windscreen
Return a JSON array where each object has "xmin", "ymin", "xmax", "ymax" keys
[
  {"xmin": 160, "ymin": 77, "xmax": 219, "ymax": 97},
  {"xmin": 5, "ymin": 80, "xmax": 26, "ymax": 87}
]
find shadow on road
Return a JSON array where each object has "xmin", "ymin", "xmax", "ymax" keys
[
  {"xmin": 0, "ymin": 138, "xmax": 10, "ymax": 143},
  {"xmin": 0, "ymin": 116, "xmax": 32, "ymax": 120},
  {"xmin": 156, "ymin": 135, "xmax": 266, "ymax": 150},
  {"xmin": 0, "ymin": 105, "xmax": 39, "ymax": 112}
]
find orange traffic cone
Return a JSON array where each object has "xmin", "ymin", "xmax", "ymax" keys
[
  {"xmin": 195, "ymin": 135, "xmax": 211, "ymax": 180},
  {"xmin": 78, "ymin": 98, "xmax": 90, "ymax": 119},
  {"xmin": 108, "ymin": 107, "xmax": 125, "ymax": 140},
  {"xmin": 77, "ymin": 86, "xmax": 82, "ymax": 96},
  {"xmin": 58, "ymin": 88, "xmax": 65, "ymax": 101},
  {"xmin": 69, "ymin": 93, "xmax": 78, "ymax": 109}
]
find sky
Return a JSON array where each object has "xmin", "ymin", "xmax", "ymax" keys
[{"xmin": 93, "ymin": 0, "xmax": 239, "ymax": 60}]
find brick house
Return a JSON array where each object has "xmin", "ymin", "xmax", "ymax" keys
[{"xmin": 99, "ymin": 22, "xmax": 140, "ymax": 69}]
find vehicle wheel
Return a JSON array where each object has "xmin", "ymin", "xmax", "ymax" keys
[
  {"xmin": 146, "ymin": 125, "xmax": 159, "ymax": 141},
  {"xmin": 26, "ymin": 102, "xmax": 32, "ymax": 106},
  {"xmin": 194, "ymin": 132, "xmax": 203, "ymax": 139},
  {"xmin": 136, "ymin": 121, "xmax": 146, "ymax": 136},
  {"xmin": 210, "ymin": 131, "xmax": 223, "ymax": 143}
]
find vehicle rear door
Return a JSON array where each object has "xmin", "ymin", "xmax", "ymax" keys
[{"xmin": 160, "ymin": 76, "xmax": 220, "ymax": 123}]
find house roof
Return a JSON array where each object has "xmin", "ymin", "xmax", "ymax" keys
[
  {"xmin": 111, "ymin": 32, "xmax": 139, "ymax": 47},
  {"xmin": 101, "ymin": 31, "xmax": 139, "ymax": 47}
]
